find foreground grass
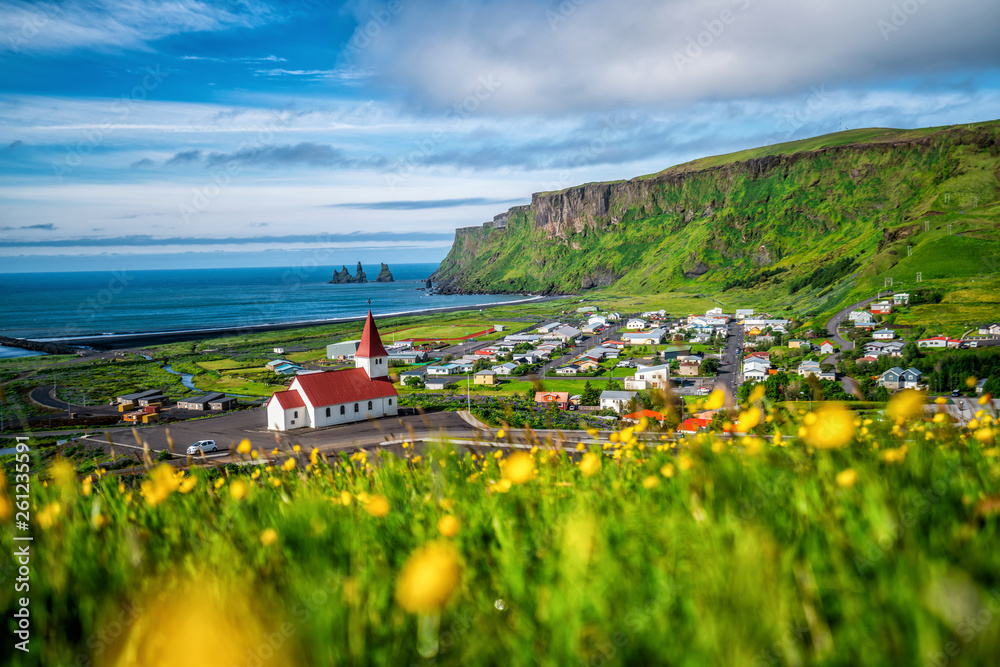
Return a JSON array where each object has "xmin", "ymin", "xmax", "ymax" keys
[{"xmin": 2, "ymin": 395, "xmax": 999, "ymax": 666}]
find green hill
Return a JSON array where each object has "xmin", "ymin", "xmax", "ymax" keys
[{"xmin": 431, "ymin": 121, "xmax": 1000, "ymax": 325}]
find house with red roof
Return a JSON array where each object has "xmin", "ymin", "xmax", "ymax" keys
[{"xmin": 266, "ymin": 311, "xmax": 398, "ymax": 430}]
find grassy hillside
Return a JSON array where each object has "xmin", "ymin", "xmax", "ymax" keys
[{"xmin": 432, "ymin": 121, "xmax": 1000, "ymax": 325}]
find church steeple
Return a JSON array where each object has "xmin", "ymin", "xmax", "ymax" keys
[{"xmin": 355, "ymin": 310, "xmax": 389, "ymax": 379}]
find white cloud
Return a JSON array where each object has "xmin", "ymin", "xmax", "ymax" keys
[
  {"xmin": 0, "ymin": 0, "xmax": 276, "ymax": 53},
  {"xmin": 348, "ymin": 0, "xmax": 1000, "ymax": 115}
]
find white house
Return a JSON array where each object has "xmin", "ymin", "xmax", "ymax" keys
[
  {"xmin": 706, "ymin": 307, "xmax": 723, "ymax": 316},
  {"xmin": 798, "ymin": 360, "xmax": 822, "ymax": 378},
  {"xmin": 736, "ymin": 309, "xmax": 754, "ymax": 318},
  {"xmin": 878, "ymin": 367, "xmax": 923, "ymax": 391},
  {"xmin": 626, "ymin": 318, "xmax": 648, "ymax": 330},
  {"xmin": 977, "ymin": 323, "xmax": 1000, "ymax": 336},
  {"xmin": 917, "ymin": 336, "xmax": 960, "ymax": 349},
  {"xmin": 600, "ymin": 390, "xmax": 637, "ymax": 413},
  {"xmin": 550, "ymin": 325, "xmax": 582, "ymax": 342},
  {"xmin": 893, "ymin": 293, "xmax": 910, "ymax": 305},
  {"xmin": 427, "ymin": 363, "xmax": 460, "ymax": 376},
  {"xmin": 872, "ymin": 329, "xmax": 896, "ymax": 340},
  {"xmin": 633, "ymin": 363, "xmax": 671, "ymax": 390},
  {"xmin": 743, "ymin": 368, "xmax": 768, "ymax": 381},
  {"xmin": 267, "ymin": 311, "xmax": 397, "ymax": 431},
  {"xmin": 588, "ymin": 315, "xmax": 609, "ymax": 327},
  {"xmin": 492, "ymin": 362, "xmax": 519, "ymax": 375},
  {"xmin": 622, "ymin": 329, "xmax": 666, "ymax": 346}
]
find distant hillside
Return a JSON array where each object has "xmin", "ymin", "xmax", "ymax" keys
[{"xmin": 431, "ymin": 121, "xmax": 1000, "ymax": 316}]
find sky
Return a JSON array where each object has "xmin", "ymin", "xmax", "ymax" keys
[{"xmin": 1, "ymin": 0, "xmax": 998, "ymax": 273}]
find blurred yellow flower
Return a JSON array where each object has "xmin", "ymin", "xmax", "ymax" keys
[
  {"xmin": 340, "ymin": 490, "xmax": 352, "ymax": 506},
  {"xmin": 365, "ymin": 494, "xmax": 390, "ymax": 517},
  {"xmin": 678, "ymin": 454, "xmax": 694, "ymax": 471},
  {"xmin": 661, "ymin": 463, "xmax": 675, "ymax": 478},
  {"xmin": 636, "ymin": 417, "xmax": 649, "ymax": 433},
  {"xmin": 282, "ymin": 457, "xmax": 296, "ymax": 472},
  {"xmin": 748, "ymin": 385, "xmax": 766, "ymax": 404},
  {"xmin": 642, "ymin": 475, "xmax": 660, "ymax": 489},
  {"xmin": 230, "ymin": 479, "xmax": 248, "ymax": 501},
  {"xmin": 736, "ymin": 406, "xmax": 761, "ymax": 433},
  {"xmin": 36, "ymin": 502, "xmax": 61, "ymax": 529},
  {"xmin": 293, "ymin": 444, "xmax": 301, "ymax": 453},
  {"xmin": 81, "ymin": 475, "xmax": 93, "ymax": 497},
  {"xmin": 880, "ymin": 446, "xmax": 908, "ymax": 463},
  {"xmin": 705, "ymin": 389, "xmax": 725, "ymax": 410},
  {"xmin": 260, "ymin": 528, "xmax": 278, "ymax": 546},
  {"xmin": 496, "ymin": 429, "xmax": 505, "ymax": 439},
  {"xmin": 980, "ymin": 393, "xmax": 992, "ymax": 406},
  {"xmin": 966, "ymin": 376, "xmax": 978, "ymax": 389},
  {"xmin": 836, "ymin": 468, "xmax": 858, "ymax": 488},
  {"xmin": 804, "ymin": 404, "xmax": 856, "ymax": 449},
  {"xmin": 621, "ymin": 426, "xmax": 635, "ymax": 442},
  {"xmin": 142, "ymin": 464, "xmax": 180, "ymax": 506},
  {"xmin": 974, "ymin": 428, "xmax": 995, "ymax": 444},
  {"xmin": 576, "ymin": 442, "xmax": 585, "ymax": 452},
  {"xmin": 237, "ymin": 439, "xmax": 252, "ymax": 455},
  {"xmin": 50, "ymin": 458, "xmax": 76, "ymax": 489},
  {"xmin": 888, "ymin": 390, "xmax": 924, "ymax": 422},
  {"xmin": 587, "ymin": 427, "xmax": 599, "ymax": 437},
  {"xmin": 437, "ymin": 514, "xmax": 460, "ymax": 537},
  {"xmin": 310, "ymin": 448, "xmax": 320, "ymax": 466},
  {"xmin": 395, "ymin": 542, "xmax": 462, "ymax": 614},
  {"xmin": 214, "ymin": 477, "xmax": 225, "ymax": 490},
  {"xmin": 503, "ymin": 452, "xmax": 535, "ymax": 484},
  {"xmin": 178, "ymin": 476, "xmax": 197, "ymax": 493},
  {"xmin": 579, "ymin": 452, "xmax": 601, "ymax": 477}
]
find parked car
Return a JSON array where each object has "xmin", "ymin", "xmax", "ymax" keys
[
  {"xmin": 951, "ymin": 389, "xmax": 961, "ymax": 397},
  {"xmin": 187, "ymin": 439, "xmax": 218, "ymax": 455}
]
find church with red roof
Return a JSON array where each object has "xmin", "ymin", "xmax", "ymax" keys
[{"xmin": 266, "ymin": 311, "xmax": 398, "ymax": 431}]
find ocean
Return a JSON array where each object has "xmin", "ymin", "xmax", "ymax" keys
[{"xmin": 0, "ymin": 264, "xmax": 530, "ymax": 341}]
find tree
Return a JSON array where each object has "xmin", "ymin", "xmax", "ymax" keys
[
  {"xmin": 403, "ymin": 376, "xmax": 424, "ymax": 389},
  {"xmin": 581, "ymin": 381, "xmax": 600, "ymax": 406},
  {"xmin": 606, "ymin": 378, "xmax": 623, "ymax": 392},
  {"xmin": 701, "ymin": 358, "xmax": 720, "ymax": 376}
]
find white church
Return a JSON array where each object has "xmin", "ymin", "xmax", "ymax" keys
[{"xmin": 266, "ymin": 311, "xmax": 399, "ymax": 431}]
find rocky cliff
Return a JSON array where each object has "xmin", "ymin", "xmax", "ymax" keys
[
  {"xmin": 376, "ymin": 263, "xmax": 394, "ymax": 283},
  {"xmin": 430, "ymin": 122, "xmax": 1000, "ymax": 300},
  {"xmin": 330, "ymin": 262, "xmax": 368, "ymax": 284}
]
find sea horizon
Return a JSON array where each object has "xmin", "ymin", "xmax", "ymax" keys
[{"xmin": 0, "ymin": 264, "xmax": 531, "ymax": 342}]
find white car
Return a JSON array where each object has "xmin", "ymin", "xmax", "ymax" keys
[{"xmin": 187, "ymin": 439, "xmax": 218, "ymax": 455}]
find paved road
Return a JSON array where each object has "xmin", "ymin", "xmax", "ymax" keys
[
  {"xmin": 714, "ymin": 323, "xmax": 745, "ymax": 397},
  {"xmin": 824, "ymin": 291, "xmax": 892, "ymax": 351}
]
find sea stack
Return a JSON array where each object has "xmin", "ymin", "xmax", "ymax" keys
[
  {"xmin": 329, "ymin": 263, "xmax": 368, "ymax": 284},
  {"xmin": 376, "ymin": 263, "xmax": 394, "ymax": 282}
]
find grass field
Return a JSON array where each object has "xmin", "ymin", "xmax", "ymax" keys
[{"xmin": 4, "ymin": 392, "xmax": 999, "ymax": 665}]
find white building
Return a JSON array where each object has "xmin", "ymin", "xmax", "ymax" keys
[
  {"xmin": 872, "ymin": 329, "xmax": 896, "ymax": 340},
  {"xmin": 267, "ymin": 311, "xmax": 397, "ymax": 431},
  {"xmin": 633, "ymin": 363, "xmax": 671, "ymax": 390},
  {"xmin": 626, "ymin": 318, "xmax": 648, "ymax": 330},
  {"xmin": 600, "ymin": 390, "xmax": 637, "ymax": 413}
]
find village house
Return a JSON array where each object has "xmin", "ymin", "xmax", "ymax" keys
[
  {"xmin": 678, "ymin": 361, "xmax": 701, "ymax": 376},
  {"xmin": 535, "ymin": 391, "xmax": 570, "ymax": 410},
  {"xmin": 177, "ymin": 392, "xmax": 236, "ymax": 411},
  {"xmin": 399, "ymin": 368, "xmax": 427, "ymax": 384},
  {"xmin": 492, "ymin": 362, "xmax": 519, "ymax": 375},
  {"xmin": 797, "ymin": 360, "xmax": 822, "ymax": 378},
  {"xmin": 427, "ymin": 363, "xmax": 460, "ymax": 376},
  {"xmin": 425, "ymin": 377, "xmax": 458, "ymax": 391},
  {"xmin": 917, "ymin": 336, "xmax": 961, "ymax": 349},
  {"xmin": 626, "ymin": 318, "xmax": 648, "ymax": 330},
  {"xmin": 736, "ymin": 309, "xmax": 754, "ymax": 318},
  {"xmin": 266, "ymin": 311, "xmax": 397, "ymax": 431},
  {"xmin": 633, "ymin": 363, "xmax": 671, "ymax": 389},
  {"xmin": 474, "ymin": 369, "xmax": 497, "ymax": 386},
  {"xmin": 893, "ymin": 293, "xmax": 910, "ymax": 305},
  {"xmin": 870, "ymin": 301, "xmax": 893, "ymax": 315},
  {"xmin": 549, "ymin": 325, "xmax": 582, "ymax": 343},
  {"xmin": 977, "ymin": 323, "xmax": 1000, "ymax": 336},
  {"xmin": 877, "ymin": 367, "xmax": 923, "ymax": 391},
  {"xmin": 326, "ymin": 339, "xmax": 361, "ymax": 360},
  {"xmin": 864, "ymin": 341, "xmax": 906, "ymax": 358},
  {"xmin": 872, "ymin": 329, "xmax": 896, "ymax": 341},
  {"xmin": 555, "ymin": 364, "xmax": 580, "ymax": 375},
  {"xmin": 816, "ymin": 341, "xmax": 836, "ymax": 355},
  {"xmin": 600, "ymin": 390, "xmax": 637, "ymax": 413},
  {"xmin": 787, "ymin": 339, "xmax": 807, "ymax": 349},
  {"xmin": 622, "ymin": 329, "xmax": 666, "ymax": 346}
]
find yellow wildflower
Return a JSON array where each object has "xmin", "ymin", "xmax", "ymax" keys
[
  {"xmin": 966, "ymin": 376, "xmax": 978, "ymax": 389},
  {"xmin": 836, "ymin": 468, "xmax": 858, "ymax": 488},
  {"xmin": 736, "ymin": 406, "xmax": 761, "ymax": 433},
  {"xmin": 503, "ymin": 452, "xmax": 535, "ymax": 484},
  {"xmin": 340, "ymin": 490, "xmax": 352, "ymax": 506},
  {"xmin": 282, "ymin": 457, "xmax": 296, "ymax": 472},
  {"xmin": 705, "ymin": 389, "xmax": 725, "ymax": 410},
  {"xmin": 365, "ymin": 494, "xmax": 390, "ymax": 517},
  {"xmin": 237, "ymin": 439, "xmax": 252, "ymax": 455},
  {"xmin": 142, "ymin": 464, "xmax": 181, "ymax": 506},
  {"xmin": 677, "ymin": 454, "xmax": 694, "ymax": 471},
  {"xmin": 979, "ymin": 393, "xmax": 992, "ymax": 406},
  {"xmin": 642, "ymin": 475, "xmax": 660, "ymax": 489},
  {"xmin": 880, "ymin": 446, "xmax": 908, "ymax": 463},
  {"xmin": 496, "ymin": 429, "xmax": 505, "ymax": 439},
  {"xmin": 260, "ymin": 528, "xmax": 278, "ymax": 546},
  {"xmin": 576, "ymin": 442, "xmax": 585, "ymax": 452},
  {"xmin": 230, "ymin": 479, "xmax": 248, "ymax": 501},
  {"xmin": 214, "ymin": 477, "xmax": 225, "ymax": 490},
  {"xmin": 179, "ymin": 476, "xmax": 197, "ymax": 493},
  {"xmin": 579, "ymin": 452, "xmax": 601, "ymax": 477},
  {"xmin": 888, "ymin": 390, "xmax": 924, "ymax": 422},
  {"xmin": 804, "ymin": 403, "xmax": 855, "ymax": 449},
  {"xmin": 395, "ymin": 542, "xmax": 462, "ymax": 614},
  {"xmin": 437, "ymin": 515, "xmax": 460, "ymax": 538},
  {"xmin": 748, "ymin": 384, "xmax": 766, "ymax": 404}
]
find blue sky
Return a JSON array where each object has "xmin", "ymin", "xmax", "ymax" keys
[{"xmin": 1, "ymin": 0, "xmax": 999, "ymax": 272}]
